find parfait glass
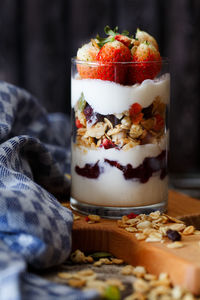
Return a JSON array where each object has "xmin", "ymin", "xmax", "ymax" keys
[{"xmin": 70, "ymin": 59, "xmax": 170, "ymax": 218}]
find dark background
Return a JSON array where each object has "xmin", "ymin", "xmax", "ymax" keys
[{"xmin": 0, "ymin": 0, "xmax": 200, "ymax": 180}]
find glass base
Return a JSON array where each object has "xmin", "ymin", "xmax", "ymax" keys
[{"xmin": 70, "ymin": 197, "xmax": 167, "ymax": 219}]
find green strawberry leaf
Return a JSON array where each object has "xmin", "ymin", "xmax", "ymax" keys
[
  {"xmin": 121, "ymin": 30, "xmax": 129, "ymax": 36},
  {"xmin": 78, "ymin": 92, "xmax": 86, "ymax": 112},
  {"xmin": 104, "ymin": 25, "xmax": 119, "ymax": 36},
  {"xmin": 96, "ymin": 25, "xmax": 133, "ymax": 48}
]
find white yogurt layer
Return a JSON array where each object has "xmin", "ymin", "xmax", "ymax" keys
[
  {"xmin": 72, "ymin": 135, "xmax": 166, "ymax": 169},
  {"xmin": 71, "ymin": 73, "xmax": 170, "ymax": 115},
  {"xmin": 71, "ymin": 137, "xmax": 168, "ymax": 207},
  {"xmin": 71, "ymin": 168, "xmax": 168, "ymax": 207}
]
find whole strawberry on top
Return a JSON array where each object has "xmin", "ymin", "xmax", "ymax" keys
[{"xmin": 76, "ymin": 26, "xmax": 161, "ymax": 85}]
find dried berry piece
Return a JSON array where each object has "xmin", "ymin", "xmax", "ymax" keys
[
  {"xmin": 75, "ymin": 118, "xmax": 83, "ymax": 128},
  {"xmin": 84, "ymin": 105, "xmax": 98, "ymax": 125},
  {"xmin": 101, "ymin": 138, "xmax": 116, "ymax": 149},
  {"xmin": 153, "ymin": 113, "xmax": 164, "ymax": 131},
  {"xmin": 129, "ymin": 103, "xmax": 143, "ymax": 124},
  {"xmin": 127, "ymin": 212, "xmax": 138, "ymax": 219},
  {"xmin": 166, "ymin": 229, "xmax": 181, "ymax": 242}
]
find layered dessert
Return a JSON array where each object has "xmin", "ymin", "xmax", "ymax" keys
[{"xmin": 71, "ymin": 26, "xmax": 170, "ymax": 211}]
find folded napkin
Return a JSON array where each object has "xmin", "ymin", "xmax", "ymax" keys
[{"xmin": 0, "ymin": 81, "xmax": 98, "ymax": 300}]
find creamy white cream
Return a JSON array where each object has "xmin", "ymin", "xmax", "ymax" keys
[
  {"xmin": 71, "ymin": 138, "xmax": 168, "ymax": 207},
  {"xmin": 71, "ymin": 73, "xmax": 170, "ymax": 115},
  {"xmin": 71, "ymin": 166, "xmax": 168, "ymax": 206}
]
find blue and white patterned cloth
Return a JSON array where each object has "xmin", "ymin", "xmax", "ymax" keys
[{"xmin": 0, "ymin": 81, "xmax": 98, "ymax": 300}]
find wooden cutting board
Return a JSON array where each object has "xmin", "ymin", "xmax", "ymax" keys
[{"xmin": 71, "ymin": 190, "xmax": 200, "ymax": 294}]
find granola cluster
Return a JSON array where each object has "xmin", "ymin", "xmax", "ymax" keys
[
  {"xmin": 118, "ymin": 211, "xmax": 200, "ymax": 247},
  {"xmin": 58, "ymin": 249, "xmax": 197, "ymax": 300},
  {"xmin": 74, "ymin": 93, "xmax": 166, "ymax": 150}
]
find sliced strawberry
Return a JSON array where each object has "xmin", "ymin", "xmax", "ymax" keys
[
  {"xmin": 75, "ymin": 118, "xmax": 83, "ymax": 128},
  {"xmin": 128, "ymin": 42, "xmax": 161, "ymax": 84},
  {"xmin": 115, "ymin": 34, "xmax": 132, "ymax": 48},
  {"xmin": 129, "ymin": 103, "xmax": 143, "ymax": 124},
  {"xmin": 153, "ymin": 114, "xmax": 164, "ymax": 132},
  {"xmin": 96, "ymin": 40, "xmax": 132, "ymax": 84}
]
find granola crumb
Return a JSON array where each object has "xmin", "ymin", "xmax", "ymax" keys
[
  {"xmin": 68, "ymin": 278, "xmax": 86, "ymax": 288},
  {"xmin": 117, "ymin": 210, "xmax": 199, "ymax": 247},
  {"xmin": 111, "ymin": 258, "xmax": 124, "ymax": 265},
  {"xmin": 182, "ymin": 225, "xmax": 195, "ymax": 235},
  {"xmin": 86, "ymin": 214, "xmax": 101, "ymax": 223},
  {"xmin": 167, "ymin": 241, "xmax": 184, "ymax": 249},
  {"xmin": 121, "ymin": 265, "xmax": 134, "ymax": 275},
  {"xmin": 73, "ymin": 214, "xmax": 80, "ymax": 221}
]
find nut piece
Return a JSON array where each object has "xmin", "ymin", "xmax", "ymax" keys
[
  {"xmin": 87, "ymin": 214, "xmax": 101, "ymax": 223},
  {"xmin": 85, "ymin": 122, "xmax": 107, "ymax": 139},
  {"xmin": 111, "ymin": 258, "xmax": 124, "ymax": 265},
  {"xmin": 73, "ymin": 214, "xmax": 80, "ymax": 221},
  {"xmin": 135, "ymin": 233, "xmax": 147, "ymax": 241},
  {"xmin": 85, "ymin": 256, "xmax": 94, "ymax": 263},
  {"xmin": 70, "ymin": 249, "xmax": 87, "ymax": 263},
  {"xmin": 93, "ymin": 258, "xmax": 112, "ymax": 267},
  {"xmin": 145, "ymin": 232, "xmax": 163, "ymax": 242},
  {"xmin": 137, "ymin": 221, "xmax": 152, "ymax": 229},
  {"xmin": 121, "ymin": 265, "xmax": 134, "ymax": 275},
  {"xmin": 149, "ymin": 211, "xmax": 161, "ymax": 220},
  {"xmin": 68, "ymin": 278, "xmax": 86, "ymax": 288},
  {"xmin": 168, "ymin": 223, "xmax": 186, "ymax": 232},
  {"xmin": 182, "ymin": 225, "xmax": 195, "ymax": 235},
  {"xmin": 125, "ymin": 227, "xmax": 137, "ymax": 233},
  {"xmin": 121, "ymin": 116, "xmax": 132, "ymax": 129},
  {"xmin": 133, "ymin": 266, "xmax": 146, "ymax": 278},
  {"xmin": 133, "ymin": 278, "xmax": 150, "ymax": 293},
  {"xmin": 129, "ymin": 124, "xmax": 144, "ymax": 139}
]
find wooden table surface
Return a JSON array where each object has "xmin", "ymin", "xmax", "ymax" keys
[
  {"xmin": 167, "ymin": 190, "xmax": 200, "ymax": 217},
  {"xmin": 71, "ymin": 190, "xmax": 200, "ymax": 294}
]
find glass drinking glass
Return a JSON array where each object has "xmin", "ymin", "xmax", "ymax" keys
[{"xmin": 70, "ymin": 59, "xmax": 170, "ymax": 218}]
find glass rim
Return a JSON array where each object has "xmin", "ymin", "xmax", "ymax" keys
[{"xmin": 71, "ymin": 57, "xmax": 170, "ymax": 66}]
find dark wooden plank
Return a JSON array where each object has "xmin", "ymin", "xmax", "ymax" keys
[
  {"xmin": 0, "ymin": 0, "xmax": 19, "ymax": 84},
  {"xmin": 22, "ymin": 0, "xmax": 68, "ymax": 113}
]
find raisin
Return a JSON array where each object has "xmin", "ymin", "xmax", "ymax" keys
[{"xmin": 166, "ymin": 229, "xmax": 181, "ymax": 242}]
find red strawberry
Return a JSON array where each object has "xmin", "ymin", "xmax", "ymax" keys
[
  {"xmin": 114, "ymin": 34, "xmax": 132, "ymax": 48},
  {"xmin": 128, "ymin": 42, "xmax": 161, "ymax": 84},
  {"xmin": 135, "ymin": 28, "xmax": 159, "ymax": 50},
  {"xmin": 76, "ymin": 40, "xmax": 100, "ymax": 79},
  {"xmin": 129, "ymin": 103, "xmax": 143, "ymax": 124},
  {"xmin": 96, "ymin": 40, "xmax": 132, "ymax": 84}
]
